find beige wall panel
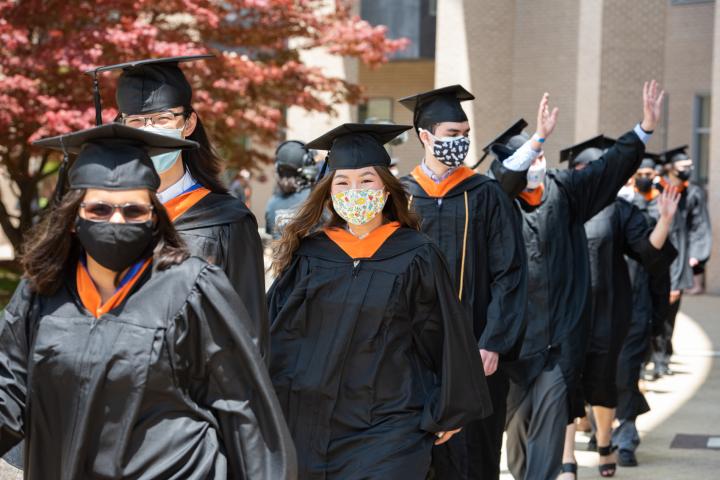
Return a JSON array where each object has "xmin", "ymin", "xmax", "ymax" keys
[
  {"xmin": 664, "ymin": 1, "xmax": 714, "ymax": 150},
  {"xmin": 598, "ymin": 0, "xmax": 666, "ymax": 151}
]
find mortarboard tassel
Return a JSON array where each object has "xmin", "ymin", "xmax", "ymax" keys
[
  {"xmin": 316, "ymin": 153, "xmax": 330, "ymax": 182},
  {"xmin": 91, "ymin": 71, "xmax": 103, "ymax": 126}
]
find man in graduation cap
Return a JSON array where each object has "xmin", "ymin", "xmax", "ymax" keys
[
  {"xmin": 398, "ymin": 86, "xmax": 558, "ymax": 479},
  {"xmin": 85, "ymin": 55, "xmax": 270, "ymax": 358},
  {"xmin": 485, "ymin": 81, "xmax": 665, "ymax": 480},
  {"xmin": 650, "ymin": 145, "xmax": 712, "ymax": 377}
]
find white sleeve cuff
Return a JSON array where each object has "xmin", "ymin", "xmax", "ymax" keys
[
  {"xmin": 502, "ymin": 139, "xmax": 541, "ymax": 172},
  {"xmin": 633, "ymin": 123, "xmax": 652, "ymax": 145}
]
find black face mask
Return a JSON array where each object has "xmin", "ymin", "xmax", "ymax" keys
[
  {"xmin": 75, "ymin": 218, "xmax": 155, "ymax": 272},
  {"xmin": 635, "ymin": 177, "xmax": 653, "ymax": 193},
  {"xmin": 674, "ymin": 169, "xmax": 691, "ymax": 181}
]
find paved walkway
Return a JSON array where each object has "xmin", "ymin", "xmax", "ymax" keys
[{"xmin": 2, "ymin": 295, "xmax": 718, "ymax": 479}]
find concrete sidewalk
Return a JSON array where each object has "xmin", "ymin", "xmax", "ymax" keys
[{"xmin": 500, "ymin": 294, "xmax": 719, "ymax": 479}]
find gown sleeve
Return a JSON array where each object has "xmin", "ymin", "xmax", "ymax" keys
[
  {"xmin": 489, "ymin": 158, "xmax": 529, "ymax": 200},
  {"xmin": 178, "ymin": 265, "xmax": 297, "ymax": 480},
  {"xmin": 559, "ymin": 129, "xmax": 645, "ymax": 223},
  {"xmin": 478, "ymin": 182, "xmax": 528, "ymax": 355},
  {"xmin": 620, "ymin": 200, "xmax": 678, "ymax": 275},
  {"xmin": 0, "ymin": 281, "xmax": 34, "ymax": 454},
  {"xmin": 267, "ymin": 255, "xmax": 310, "ymax": 326},
  {"xmin": 687, "ymin": 185, "xmax": 712, "ymax": 263},
  {"xmin": 220, "ymin": 215, "xmax": 270, "ymax": 362},
  {"xmin": 407, "ymin": 245, "xmax": 492, "ymax": 433}
]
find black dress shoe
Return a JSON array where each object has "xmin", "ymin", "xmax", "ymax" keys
[{"xmin": 618, "ymin": 449, "xmax": 638, "ymax": 467}]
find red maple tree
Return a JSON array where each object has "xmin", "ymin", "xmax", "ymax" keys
[{"xmin": 0, "ymin": 0, "xmax": 407, "ymax": 258}]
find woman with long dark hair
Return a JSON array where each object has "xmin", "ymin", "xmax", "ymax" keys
[
  {"xmin": 268, "ymin": 123, "xmax": 490, "ymax": 479},
  {"xmin": 89, "ymin": 55, "xmax": 269, "ymax": 357},
  {"xmin": 0, "ymin": 125, "xmax": 296, "ymax": 479}
]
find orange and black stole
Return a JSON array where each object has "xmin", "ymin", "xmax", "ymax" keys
[{"xmin": 324, "ymin": 222, "xmax": 401, "ymax": 259}]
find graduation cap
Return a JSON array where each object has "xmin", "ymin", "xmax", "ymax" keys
[
  {"xmin": 398, "ymin": 85, "xmax": 474, "ymax": 132},
  {"xmin": 473, "ymin": 119, "xmax": 530, "ymax": 168},
  {"xmin": 559, "ymin": 135, "xmax": 616, "ymax": 167},
  {"xmin": 638, "ymin": 152, "xmax": 661, "ymax": 170},
  {"xmin": 85, "ymin": 55, "xmax": 214, "ymax": 125},
  {"xmin": 661, "ymin": 145, "xmax": 690, "ymax": 165},
  {"xmin": 33, "ymin": 123, "xmax": 199, "ymax": 201},
  {"xmin": 306, "ymin": 123, "xmax": 412, "ymax": 177}
]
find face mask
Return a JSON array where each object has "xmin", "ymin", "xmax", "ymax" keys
[
  {"xmin": 617, "ymin": 185, "xmax": 635, "ymax": 202},
  {"xmin": 635, "ymin": 177, "xmax": 653, "ymax": 193},
  {"xmin": 331, "ymin": 188, "xmax": 387, "ymax": 226},
  {"xmin": 422, "ymin": 129, "xmax": 470, "ymax": 168},
  {"xmin": 141, "ymin": 125, "xmax": 183, "ymax": 173},
  {"xmin": 674, "ymin": 169, "xmax": 691, "ymax": 181},
  {"xmin": 526, "ymin": 157, "xmax": 547, "ymax": 190},
  {"xmin": 76, "ymin": 218, "xmax": 155, "ymax": 272}
]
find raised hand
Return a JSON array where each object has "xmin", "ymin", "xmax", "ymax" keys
[
  {"xmin": 641, "ymin": 80, "xmax": 665, "ymax": 132},
  {"xmin": 658, "ymin": 185, "xmax": 680, "ymax": 220},
  {"xmin": 535, "ymin": 92, "xmax": 559, "ymax": 140}
]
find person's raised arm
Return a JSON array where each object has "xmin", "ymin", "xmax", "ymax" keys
[
  {"xmin": 563, "ymin": 80, "xmax": 665, "ymax": 223},
  {"xmin": 649, "ymin": 186, "xmax": 680, "ymax": 250},
  {"xmin": 502, "ymin": 93, "xmax": 559, "ymax": 173},
  {"xmin": 492, "ymin": 93, "xmax": 559, "ymax": 198}
]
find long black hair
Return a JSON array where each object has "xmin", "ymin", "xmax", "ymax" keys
[{"xmin": 183, "ymin": 109, "xmax": 228, "ymax": 193}]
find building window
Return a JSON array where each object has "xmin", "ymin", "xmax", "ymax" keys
[
  {"xmin": 360, "ymin": 0, "xmax": 436, "ymax": 59},
  {"xmin": 670, "ymin": 0, "xmax": 713, "ymax": 5},
  {"xmin": 359, "ymin": 98, "xmax": 393, "ymax": 123},
  {"xmin": 693, "ymin": 94, "xmax": 711, "ymax": 184}
]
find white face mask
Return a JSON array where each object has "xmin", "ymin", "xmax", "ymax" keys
[
  {"xmin": 617, "ymin": 185, "xmax": 635, "ymax": 202},
  {"xmin": 141, "ymin": 125, "xmax": 184, "ymax": 173},
  {"xmin": 526, "ymin": 157, "xmax": 547, "ymax": 190}
]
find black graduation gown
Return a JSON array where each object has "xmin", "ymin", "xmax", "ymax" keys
[
  {"xmin": 174, "ymin": 192, "xmax": 269, "ymax": 357},
  {"xmin": 657, "ymin": 181, "xmax": 712, "ymax": 291},
  {"xmin": 584, "ymin": 199, "xmax": 676, "ymax": 357},
  {"xmin": 511, "ymin": 129, "xmax": 646, "ymax": 408},
  {"xmin": 615, "ymin": 193, "xmax": 672, "ymax": 419},
  {"xmin": 582, "ymin": 199, "xmax": 677, "ymax": 406},
  {"xmin": 401, "ymin": 173, "xmax": 527, "ymax": 359},
  {"xmin": 0, "ymin": 259, "xmax": 296, "ymax": 480},
  {"xmin": 268, "ymin": 228, "xmax": 491, "ymax": 479}
]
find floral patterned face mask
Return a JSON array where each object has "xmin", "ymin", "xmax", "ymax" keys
[{"xmin": 331, "ymin": 188, "xmax": 387, "ymax": 225}]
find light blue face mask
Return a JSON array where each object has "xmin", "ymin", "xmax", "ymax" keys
[{"xmin": 141, "ymin": 126, "xmax": 184, "ymax": 173}]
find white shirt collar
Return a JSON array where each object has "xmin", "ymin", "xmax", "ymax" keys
[{"xmin": 157, "ymin": 170, "xmax": 198, "ymax": 204}]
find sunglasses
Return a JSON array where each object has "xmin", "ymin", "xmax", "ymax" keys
[{"xmin": 80, "ymin": 202, "xmax": 154, "ymax": 223}]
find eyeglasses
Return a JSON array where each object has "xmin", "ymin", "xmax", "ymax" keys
[
  {"xmin": 80, "ymin": 202, "xmax": 154, "ymax": 223},
  {"xmin": 120, "ymin": 111, "xmax": 186, "ymax": 128}
]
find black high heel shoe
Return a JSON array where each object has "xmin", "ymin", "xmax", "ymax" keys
[{"xmin": 597, "ymin": 444, "xmax": 618, "ymax": 477}]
